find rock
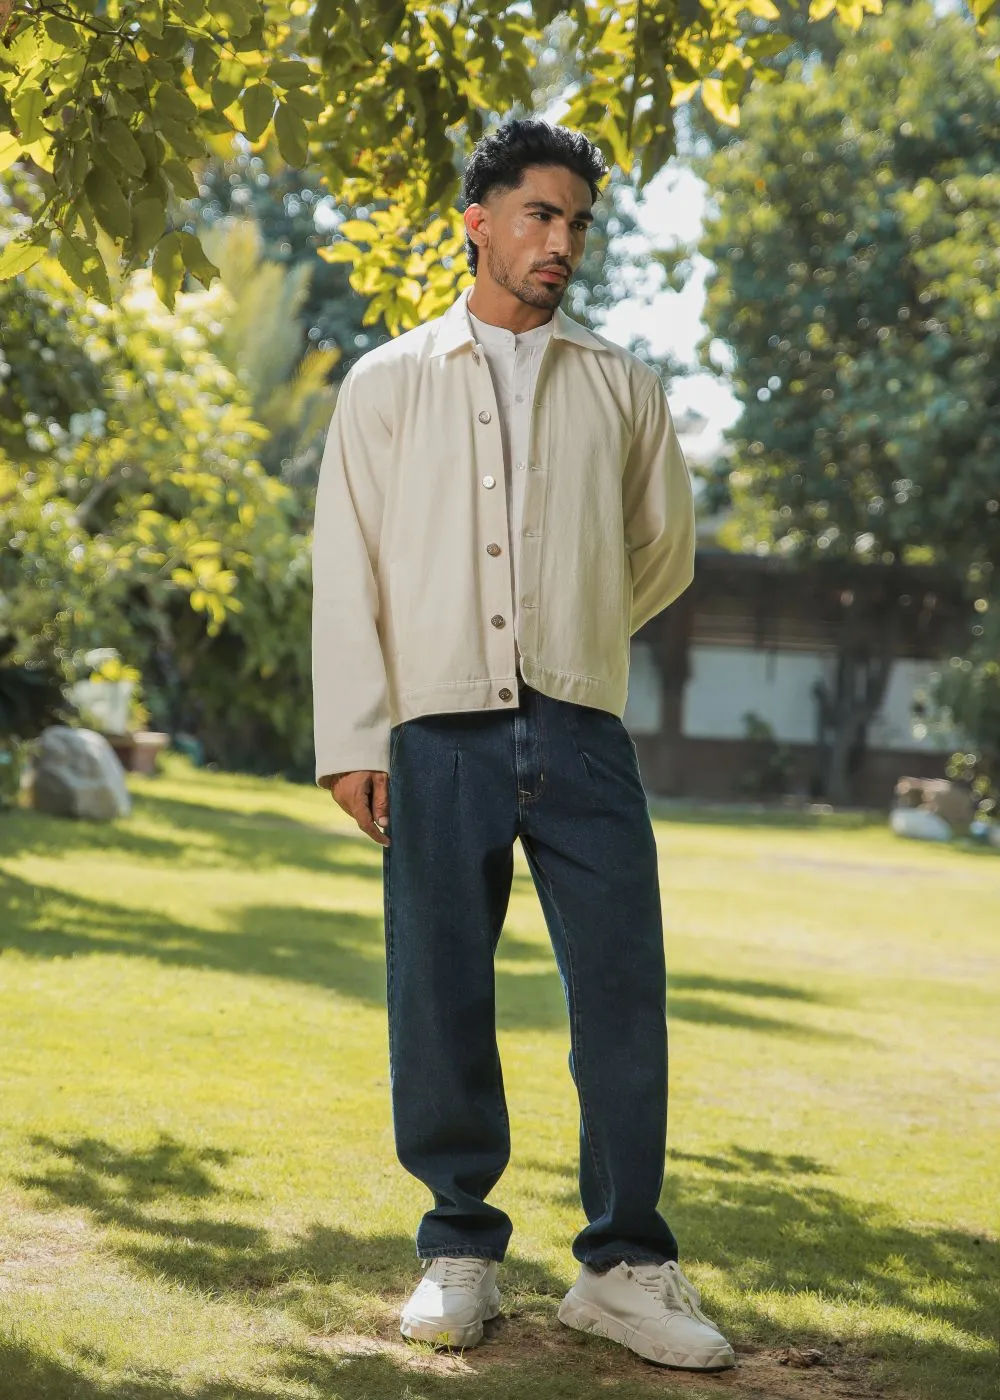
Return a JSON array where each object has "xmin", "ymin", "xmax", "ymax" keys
[
  {"xmin": 890, "ymin": 812, "xmax": 952, "ymax": 840},
  {"xmin": 892, "ymin": 776, "xmax": 975, "ymax": 834},
  {"xmin": 778, "ymin": 1348, "xmax": 828, "ymax": 1368},
  {"xmin": 32, "ymin": 726, "xmax": 131, "ymax": 820},
  {"xmin": 890, "ymin": 806, "xmax": 952, "ymax": 842}
]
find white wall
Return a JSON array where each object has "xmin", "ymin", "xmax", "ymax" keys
[
  {"xmin": 624, "ymin": 641, "xmax": 663, "ymax": 734},
  {"xmin": 679, "ymin": 645, "xmax": 953, "ymax": 751}
]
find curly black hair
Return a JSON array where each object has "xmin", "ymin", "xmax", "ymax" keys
[{"xmin": 461, "ymin": 118, "xmax": 608, "ymax": 274}]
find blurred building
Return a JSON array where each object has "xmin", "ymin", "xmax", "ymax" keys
[{"xmin": 624, "ymin": 550, "xmax": 965, "ymax": 807}]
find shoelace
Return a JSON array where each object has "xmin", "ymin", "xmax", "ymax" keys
[
  {"xmin": 423, "ymin": 1256, "xmax": 489, "ymax": 1289},
  {"xmin": 627, "ymin": 1261, "xmax": 715, "ymax": 1326}
]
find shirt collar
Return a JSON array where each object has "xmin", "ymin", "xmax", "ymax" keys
[{"xmin": 430, "ymin": 284, "xmax": 611, "ymax": 358}]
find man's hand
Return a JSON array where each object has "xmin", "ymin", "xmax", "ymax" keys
[{"xmin": 329, "ymin": 770, "xmax": 390, "ymax": 847}]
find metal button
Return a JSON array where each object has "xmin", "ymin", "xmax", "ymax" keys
[
  {"xmin": 478, "ymin": 410, "xmax": 491, "ymax": 424},
  {"xmin": 482, "ymin": 475, "xmax": 495, "ymax": 489},
  {"xmin": 498, "ymin": 687, "xmax": 513, "ymax": 702},
  {"xmin": 491, "ymin": 614, "xmax": 505, "ymax": 628},
  {"xmin": 486, "ymin": 543, "xmax": 502, "ymax": 556}
]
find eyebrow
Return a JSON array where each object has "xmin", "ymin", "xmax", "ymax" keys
[{"xmin": 522, "ymin": 199, "xmax": 594, "ymax": 224}]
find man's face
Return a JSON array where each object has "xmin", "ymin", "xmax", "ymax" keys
[{"xmin": 466, "ymin": 164, "xmax": 594, "ymax": 310}]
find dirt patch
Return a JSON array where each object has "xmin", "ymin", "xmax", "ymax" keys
[
  {"xmin": 0, "ymin": 1200, "xmax": 93, "ymax": 1293},
  {"xmin": 309, "ymin": 1315, "xmax": 883, "ymax": 1400}
]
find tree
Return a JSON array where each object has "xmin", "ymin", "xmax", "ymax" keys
[
  {"xmin": 196, "ymin": 214, "xmax": 338, "ymax": 484},
  {"xmin": 190, "ymin": 146, "xmax": 390, "ymax": 382},
  {"xmin": 0, "ymin": 0, "xmax": 900, "ymax": 327},
  {"xmin": 685, "ymin": 0, "xmax": 1000, "ymax": 799},
  {"xmin": 0, "ymin": 241, "xmax": 314, "ymax": 773}
]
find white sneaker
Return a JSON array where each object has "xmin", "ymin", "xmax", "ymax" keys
[
  {"xmin": 557, "ymin": 1259, "xmax": 736, "ymax": 1370},
  {"xmin": 400, "ymin": 1256, "xmax": 501, "ymax": 1348}
]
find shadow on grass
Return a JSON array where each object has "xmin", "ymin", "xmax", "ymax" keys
[
  {"xmin": 0, "ymin": 868, "xmax": 850, "ymax": 1039},
  {"xmin": 0, "ymin": 871, "xmax": 390, "ymax": 1006},
  {"xmin": 0, "ymin": 791, "xmax": 379, "ymax": 881},
  {"xmin": 9, "ymin": 1131, "xmax": 997, "ymax": 1400}
]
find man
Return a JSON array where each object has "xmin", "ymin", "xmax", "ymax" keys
[{"xmin": 311, "ymin": 118, "xmax": 736, "ymax": 1373}]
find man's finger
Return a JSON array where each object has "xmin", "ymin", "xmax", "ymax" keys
[
  {"xmin": 372, "ymin": 771, "xmax": 390, "ymax": 830},
  {"xmin": 358, "ymin": 814, "xmax": 390, "ymax": 847}
]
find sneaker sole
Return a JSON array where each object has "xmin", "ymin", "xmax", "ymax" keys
[
  {"xmin": 400, "ymin": 1289, "xmax": 502, "ymax": 1349},
  {"xmin": 557, "ymin": 1294, "xmax": 737, "ymax": 1371}
]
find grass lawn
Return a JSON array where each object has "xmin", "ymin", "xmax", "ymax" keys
[{"xmin": 0, "ymin": 756, "xmax": 997, "ymax": 1400}]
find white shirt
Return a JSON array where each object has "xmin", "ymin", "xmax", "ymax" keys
[{"xmin": 467, "ymin": 308, "xmax": 554, "ymax": 677}]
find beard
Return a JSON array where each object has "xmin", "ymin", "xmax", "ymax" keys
[{"xmin": 486, "ymin": 243, "xmax": 568, "ymax": 310}]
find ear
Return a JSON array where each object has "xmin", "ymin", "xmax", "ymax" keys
[{"xmin": 463, "ymin": 202, "xmax": 489, "ymax": 251}]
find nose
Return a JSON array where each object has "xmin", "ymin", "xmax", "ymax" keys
[{"xmin": 546, "ymin": 219, "xmax": 572, "ymax": 259}]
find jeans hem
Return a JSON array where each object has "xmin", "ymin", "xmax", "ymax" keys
[
  {"xmin": 580, "ymin": 1250, "xmax": 677, "ymax": 1270},
  {"xmin": 417, "ymin": 1247, "xmax": 506, "ymax": 1262}
]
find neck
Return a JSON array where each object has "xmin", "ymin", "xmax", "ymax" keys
[{"xmin": 468, "ymin": 278, "xmax": 556, "ymax": 335}]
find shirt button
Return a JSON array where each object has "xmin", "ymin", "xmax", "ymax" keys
[
  {"xmin": 486, "ymin": 543, "xmax": 502, "ymax": 556},
  {"xmin": 491, "ymin": 614, "xmax": 505, "ymax": 628},
  {"xmin": 478, "ymin": 410, "xmax": 491, "ymax": 424},
  {"xmin": 498, "ymin": 687, "xmax": 513, "ymax": 702},
  {"xmin": 515, "ymin": 394, "xmax": 524, "ymax": 403},
  {"xmin": 482, "ymin": 475, "xmax": 495, "ymax": 489},
  {"xmin": 516, "ymin": 461, "xmax": 526, "ymax": 471}
]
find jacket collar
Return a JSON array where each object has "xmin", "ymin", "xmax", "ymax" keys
[{"xmin": 429, "ymin": 284, "xmax": 611, "ymax": 358}]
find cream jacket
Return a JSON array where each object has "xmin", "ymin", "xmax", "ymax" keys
[{"xmin": 311, "ymin": 286, "xmax": 695, "ymax": 786}]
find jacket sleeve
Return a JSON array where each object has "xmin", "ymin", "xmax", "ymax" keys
[
  {"xmin": 311, "ymin": 361, "xmax": 393, "ymax": 786},
  {"xmin": 622, "ymin": 376, "xmax": 696, "ymax": 637}
]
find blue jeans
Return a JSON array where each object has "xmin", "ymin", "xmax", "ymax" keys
[{"xmin": 382, "ymin": 682, "xmax": 679, "ymax": 1269}]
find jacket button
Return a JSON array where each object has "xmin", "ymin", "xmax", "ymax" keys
[
  {"xmin": 486, "ymin": 543, "xmax": 501, "ymax": 556},
  {"xmin": 498, "ymin": 688, "xmax": 513, "ymax": 702},
  {"xmin": 482, "ymin": 475, "xmax": 495, "ymax": 489},
  {"xmin": 491, "ymin": 614, "xmax": 505, "ymax": 628},
  {"xmin": 478, "ymin": 410, "xmax": 491, "ymax": 424}
]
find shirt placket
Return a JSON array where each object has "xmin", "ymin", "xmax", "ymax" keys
[{"xmin": 470, "ymin": 338, "xmax": 519, "ymax": 703}]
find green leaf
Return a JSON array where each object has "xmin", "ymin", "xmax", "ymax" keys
[
  {"xmin": 207, "ymin": 0, "xmax": 256, "ymax": 38},
  {"xmin": 179, "ymin": 230, "xmax": 220, "ymax": 289},
  {"xmin": 57, "ymin": 231, "xmax": 111, "ymax": 303},
  {"xmin": 212, "ymin": 57, "xmax": 247, "ymax": 111},
  {"xmin": 192, "ymin": 36, "xmax": 220, "ymax": 89},
  {"xmin": 162, "ymin": 158, "xmax": 199, "ymax": 198},
  {"xmin": 274, "ymin": 101, "xmax": 308, "ymax": 167},
  {"xmin": 743, "ymin": 33, "xmax": 795, "ymax": 58},
  {"xmin": 151, "ymin": 230, "xmax": 184, "ymax": 309},
  {"xmin": 282, "ymin": 86, "xmax": 323, "ymax": 120},
  {"xmin": 43, "ymin": 15, "xmax": 83, "ymax": 47},
  {"xmin": 0, "ymin": 132, "xmax": 22, "ymax": 174},
  {"xmin": 701, "ymin": 77, "xmax": 741, "ymax": 127},
  {"xmin": 172, "ymin": 0, "xmax": 204, "ymax": 22},
  {"xmin": 84, "ymin": 165, "xmax": 132, "ymax": 239},
  {"xmin": 136, "ymin": 0, "xmax": 164, "ymax": 38},
  {"xmin": 13, "ymin": 86, "xmax": 45, "ymax": 145},
  {"xmin": 152, "ymin": 84, "xmax": 200, "ymax": 124},
  {"xmin": 130, "ymin": 195, "xmax": 167, "ymax": 262},
  {"xmin": 316, "ymin": 242, "xmax": 359, "ymax": 264},
  {"xmin": 241, "ymin": 82, "xmax": 274, "ymax": 140},
  {"xmin": 268, "ymin": 59, "xmax": 313, "ymax": 88},
  {"xmin": 103, "ymin": 117, "xmax": 147, "ymax": 177},
  {"xmin": 157, "ymin": 117, "xmax": 206, "ymax": 159},
  {"xmin": 0, "ymin": 236, "xmax": 46, "ymax": 280},
  {"xmin": 337, "ymin": 219, "xmax": 378, "ymax": 244}
]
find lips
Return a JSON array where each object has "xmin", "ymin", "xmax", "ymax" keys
[{"xmin": 537, "ymin": 268, "xmax": 568, "ymax": 284}]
